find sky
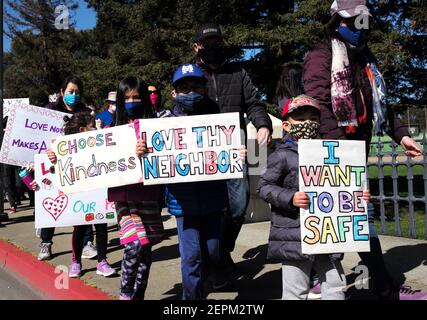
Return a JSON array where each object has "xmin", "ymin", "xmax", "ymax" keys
[
  {"xmin": 3, "ymin": 0, "xmax": 259, "ymax": 60},
  {"xmin": 3, "ymin": 0, "xmax": 97, "ymax": 52}
]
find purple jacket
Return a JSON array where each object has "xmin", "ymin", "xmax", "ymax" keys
[{"xmin": 303, "ymin": 40, "xmax": 409, "ymax": 157}]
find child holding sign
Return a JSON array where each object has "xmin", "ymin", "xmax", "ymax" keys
[
  {"xmin": 46, "ymin": 112, "xmax": 115, "ymax": 278},
  {"xmin": 164, "ymin": 64, "xmax": 246, "ymax": 300},
  {"xmin": 257, "ymin": 95, "xmax": 370, "ymax": 300},
  {"xmin": 109, "ymin": 76, "xmax": 165, "ymax": 300}
]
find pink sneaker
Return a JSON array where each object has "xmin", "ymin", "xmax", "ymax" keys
[
  {"xmin": 308, "ymin": 280, "xmax": 322, "ymax": 299},
  {"xmin": 69, "ymin": 262, "xmax": 81, "ymax": 278},
  {"xmin": 96, "ymin": 260, "xmax": 116, "ymax": 277},
  {"xmin": 399, "ymin": 286, "xmax": 427, "ymax": 300},
  {"xmin": 119, "ymin": 294, "xmax": 132, "ymax": 300}
]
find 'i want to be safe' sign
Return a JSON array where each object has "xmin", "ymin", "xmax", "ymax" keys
[{"xmin": 298, "ymin": 140, "xmax": 371, "ymax": 255}]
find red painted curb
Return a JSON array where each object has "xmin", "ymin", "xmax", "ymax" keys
[{"xmin": 0, "ymin": 240, "xmax": 113, "ymax": 300}]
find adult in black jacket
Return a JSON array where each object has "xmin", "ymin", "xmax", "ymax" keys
[{"xmin": 192, "ymin": 23, "xmax": 273, "ymax": 288}]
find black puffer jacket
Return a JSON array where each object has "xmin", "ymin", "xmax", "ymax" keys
[
  {"xmin": 257, "ymin": 136, "xmax": 342, "ymax": 263},
  {"xmin": 198, "ymin": 61, "xmax": 273, "ymax": 135}
]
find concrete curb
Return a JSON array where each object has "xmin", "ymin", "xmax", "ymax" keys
[{"xmin": 0, "ymin": 239, "xmax": 113, "ymax": 300}]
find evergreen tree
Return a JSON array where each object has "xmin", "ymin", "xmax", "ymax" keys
[
  {"xmin": 3, "ymin": 0, "xmax": 426, "ymax": 122},
  {"xmin": 4, "ymin": 0, "xmax": 80, "ymax": 106}
]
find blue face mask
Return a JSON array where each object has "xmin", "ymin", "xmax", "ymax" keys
[
  {"xmin": 338, "ymin": 25, "xmax": 366, "ymax": 47},
  {"xmin": 124, "ymin": 101, "xmax": 143, "ymax": 118},
  {"xmin": 175, "ymin": 92, "xmax": 205, "ymax": 112},
  {"xmin": 63, "ymin": 94, "xmax": 80, "ymax": 107}
]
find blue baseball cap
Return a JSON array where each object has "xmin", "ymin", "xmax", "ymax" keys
[{"xmin": 172, "ymin": 64, "xmax": 206, "ymax": 87}]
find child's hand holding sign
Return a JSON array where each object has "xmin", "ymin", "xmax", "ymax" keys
[
  {"xmin": 47, "ymin": 148, "xmax": 57, "ymax": 164},
  {"xmin": 293, "ymin": 189, "xmax": 371, "ymax": 209},
  {"xmin": 136, "ymin": 139, "xmax": 149, "ymax": 158}
]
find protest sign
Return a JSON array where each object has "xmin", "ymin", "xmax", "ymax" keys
[
  {"xmin": 299, "ymin": 140, "xmax": 370, "ymax": 254},
  {"xmin": 34, "ymin": 154, "xmax": 116, "ymax": 228},
  {"xmin": 3, "ymin": 98, "xmax": 30, "ymax": 118},
  {"xmin": 0, "ymin": 103, "xmax": 69, "ymax": 166},
  {"xmin": 52, "ymin": 124, "xmax": 142, "ymax": 194},
  {"xmin": 138, "ymin": 113, "xmax": 243, "ymax": 185}
]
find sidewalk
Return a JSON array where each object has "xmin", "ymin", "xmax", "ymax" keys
[{"xmin": 1, "ymin": 200, "xmax": 426, "ymax": 300}]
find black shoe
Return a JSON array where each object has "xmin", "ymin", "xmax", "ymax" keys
[
  {"xmin": 0, "ymin": 223, "xmax": 5, "ymax": 228},
  {"xmin": 212, "ymin": 279, "xmax": 232, "ymax": 290},
  {"xmin": 212, "ymin": 265, "xmax": 235, "ymax": 291},
  {"xmin": 377, "ymin": 283, "xmax": 400, "ymax": 300},
  {"xmin": 224, "ymin": 254, "xmax": 237, "ymax": 273}
]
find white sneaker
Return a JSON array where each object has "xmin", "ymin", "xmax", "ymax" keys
[
  {"xmin": 81, "ymin": 241, "xmax": 97, "ymax": 259},
  {"xmin": 35, "ymin": 229, "xmax": 41, "ymax": 238},
  {"xmin": 38, "ymin": 243, "xmax": 52, "ymax": 261}
]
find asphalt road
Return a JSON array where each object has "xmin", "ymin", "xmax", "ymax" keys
[{"xmin": 0, "ymin": 268, "xmax": 42, "ymax": 300}]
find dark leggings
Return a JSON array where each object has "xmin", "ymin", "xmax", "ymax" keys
[
  {"xmin": 42, "ymin": 224, "xmax": 93, "ymax": 245},
  {"xmin": 72, "ymin": 224, "xmax": 108, "ymax": 263},
  {"xmin": 3, "ymin": 165, "xmax": 23, "ymax": 208},
  {"xmin": 120, "ymin": 241, "xmax": 152, "ymax": 300}
]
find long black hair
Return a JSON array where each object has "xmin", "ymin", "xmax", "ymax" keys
[
  {"xmin": 275, "ymin": 62, "xmax": 304, "ymax": 101},
  {"xmin": 114, "ymin": 76, "xmax": 154, "ymax": 126}
]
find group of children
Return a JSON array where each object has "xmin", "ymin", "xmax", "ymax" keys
[{"xmin": 29, "ymin": 62, "xmax": 370, "ymax": 301}]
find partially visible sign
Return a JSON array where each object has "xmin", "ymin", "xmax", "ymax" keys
[
  {"xmin": 3, "ymin": 98, "xmax": 30, "ymax": 118},
  {"xmin": 0, "ymin": 103, "xmax": 69, "ymax": 166},
  {"xmin": 34, "ymin": 154, "xmax": 116, "ymax": 228}
]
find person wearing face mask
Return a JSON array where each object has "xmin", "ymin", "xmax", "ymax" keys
[
  {"xmin": 164, "ymin": 64, "xmax": 246, "ymax": 300},
  {"xmin": 108, "ymin": 76, "xmax": 165, "ymax": 300},
  {"xmin": 39, "ymin": 76, "xmax": 97, "ymax": 262},
  {"xmin": 45, "ymin": 76, "xmax": 89, "ymax": 114},
  {"xmin": 303, "ymin": 0, "xmax": 424, "ymax": 300},
  {"xmin": 170, "ymin": 64, "xmax": 219, "ymax": 116},
  {"xmin": 192, "ymin": 23, "xmax": 273, "ymax": 289},
  {"xmin": 147, "ymin": 85, "xmax": 164, "ymax": 114},
  {"xmin": 95, "ymin": 91, "xmax": 117, "ymax": 129},
  {"xmin": 257, "ymin": 94, "xmax": 371, "ymax": 300}
]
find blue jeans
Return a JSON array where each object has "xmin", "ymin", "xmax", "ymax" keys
[
  {"xmin": 175, "ymin": 213, "xmax": 221, "ymax": 300},
  {"xmin": 222, "ymin": 165, "xmax": 249, "ymax": 253}
]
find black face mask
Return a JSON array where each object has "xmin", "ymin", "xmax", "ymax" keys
[{"xmin": 198, "ymin": 47, "xmax": 226, "ymax": 66}]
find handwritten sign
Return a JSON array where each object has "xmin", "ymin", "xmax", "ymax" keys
[
  {"xmin": 3, "ymin": 98, "xmax": 30, "ymax": 118},
  {"xmin": 299, "ymin": 140, "xmax": 370, "ymax": 254},
  {"xmin": 52, "ymin": 124, "xmax": 142, "ymax": 194},
  {"xmin": 139, "ymin": 113, "xmax": 243, "ymax": 185},
  {"xmin": 0, "ymin": 103, "xmax": 69, "ymax": 166},
  {"xmin": 34, "ymin": 154, "xmax": 116, "ymax": 228}
]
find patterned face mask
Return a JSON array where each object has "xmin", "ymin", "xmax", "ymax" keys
[{"xmin": 289, "ymin": 120, "xmax": 320, "ymax": 140}]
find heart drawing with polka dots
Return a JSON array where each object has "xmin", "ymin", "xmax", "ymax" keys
[{"xmin": 42, "ymin": 195, "xmax": 68, "ymax": 221}]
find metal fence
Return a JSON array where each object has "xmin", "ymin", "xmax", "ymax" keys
[{"xmin": 367, "ymin": 134, "xmax": 427, "ymax": 240}]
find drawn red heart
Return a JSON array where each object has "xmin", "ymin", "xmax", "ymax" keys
[{"xmin": 42, "ymin": 195, "xmax": 68, "ymax": 221}]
